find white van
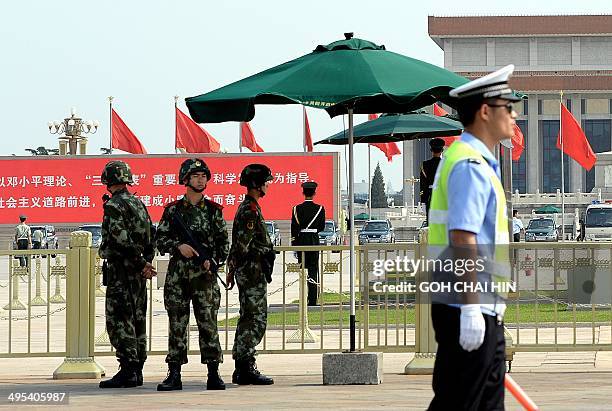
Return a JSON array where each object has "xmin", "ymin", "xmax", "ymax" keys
[{"xmin": 583, "ymin": 203, "xmax": 612, "ymax": 241}]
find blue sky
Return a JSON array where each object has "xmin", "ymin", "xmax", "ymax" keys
[{"xmin": 1, "ymin": 0, "xmax": 610, "ymax": 191}]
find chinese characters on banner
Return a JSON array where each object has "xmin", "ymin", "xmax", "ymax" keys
[{"xmin": 0, "ymin": 154, "xmax": 336, "ymax": 224}]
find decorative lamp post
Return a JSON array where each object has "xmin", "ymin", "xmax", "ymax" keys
[{"xmin": 48, "ymin": 107, "xmax": 99, "ymax": 155}]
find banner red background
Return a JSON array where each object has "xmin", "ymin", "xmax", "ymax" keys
[{"xmin": 0, "ymin": 154, "xmax": 336, "ymax": 224}]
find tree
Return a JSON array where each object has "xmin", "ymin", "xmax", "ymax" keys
[
  {"xmin": 370, "ymin": 162, "xmax": 387, "ymax": 208},
  {"xmin": 25, "ymin": 146, "xmax": 59, "ymax": 155}
]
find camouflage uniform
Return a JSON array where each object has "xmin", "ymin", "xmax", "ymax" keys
[
  {"xmin": 229, "ymin": 196, "xmax": 273, "ymax": 361},
  {"xmin": 156, "ymin": 195, "xmax": 229, "ymax": 365},
  {"xmin": 98, "ymin": 162, "xmax": 154, "ymax": 368}
]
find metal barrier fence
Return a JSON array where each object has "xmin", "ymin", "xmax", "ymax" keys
[{"xmin": 0, "ymin": 233, "xmax": 610, "ymax": 376}]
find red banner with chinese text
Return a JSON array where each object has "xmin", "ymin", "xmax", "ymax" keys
[{"xmin": 0, "ymin": 154, "xmax": 336, "ymax": 224}]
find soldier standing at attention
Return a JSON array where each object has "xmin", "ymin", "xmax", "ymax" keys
[
  {"xmin": 156, "ymin": 158, "xmax": 229, "ymax": 391},
  {"xmin": 98, "ymin": 160, "xmax": 156, "ymax": 389},
  {"xmin": 291, "ymin": 181, "xmax": 326, "ymax": 306},
  {"xmin": 226, "ymin": 164, "xmax": 275, "ymax": 386},
  {"xmin": 420, "ymin": 137, "xmax": 445, "ymax": 223}
]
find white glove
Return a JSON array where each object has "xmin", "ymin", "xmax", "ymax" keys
[{"xmin": 459, "ymin": 305, "xmax": 485, "ymax": 352}]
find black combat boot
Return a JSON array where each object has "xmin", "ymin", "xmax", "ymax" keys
[
  {"xmin": 233, "ymin": 358, "xmax": 274, "ymax": 385},
  {"xmin": 232, "ymin": 359, "xmax": 243, "ymax": 384},
  {"xmin": 157, "ymin": 363, "xmax": 182, "ymax": 391},
  {"xmin": 99, "ymin": 359, "xmax": 138, "ymax": 389},
  {"xmin": 206, "ymin": 362, "xmax": 226, "ymax": 390},
  {"xmin": 136, "ymin": 360, "xmax": 145, "ymax": 386}
]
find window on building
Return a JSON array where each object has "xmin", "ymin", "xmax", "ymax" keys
[
  {"xmin": 512, "ymin": 120, "xmax": 528, "ymax": 193},
  {"xmin": 584, "ymin": 119, "xmax": 612, "ymax": 193},
  {"xmin": 538, "ymin": 100, "xmax": 542, "ymax": 115},
  {"xmin": 541, "ymin": 120, "xmax": 570, "ymax": 193}
]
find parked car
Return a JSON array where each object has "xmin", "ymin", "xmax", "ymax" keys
[
  {"xmin": 359, "ymin": 219, "xmax": 395, "ymax": 244},
  {"xmin": 525, "ymin": 217, "xmax": 559, "ymax": 242},
  {"xmin": 265, "ymin": 221, "xmax": 281, "ymax": 246},
  {"xmin": 79, "ymin": 224, "xmax": 103, "ymax": 248},
  {"xmin": 319, "ymin": 220, "xmax": 341, "ymax": 245}
]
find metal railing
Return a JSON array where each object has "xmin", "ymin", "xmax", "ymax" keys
[{"xmin": 1, "ymin": 233, "xmax": 610, "ymax": 377}]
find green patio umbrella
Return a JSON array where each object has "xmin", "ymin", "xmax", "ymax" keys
[
  {"xmin": 186, "ymin": 34, "xmax": 468, "ymax": 352},
  {"xmin": 315, "ymin": 112, "xmax": 463, "ymax": 145},
  {"xmin": 535, "ymin": 205, "xmax": 562, "ymax": 214},
  {"xmin": 186, "ymin": 36, "xmax": 467, "ymax": 123}
]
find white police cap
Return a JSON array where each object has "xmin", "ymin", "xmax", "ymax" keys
[{"xmin": 449, "ymin": 64, "xmax": 521, "ymax": 101}]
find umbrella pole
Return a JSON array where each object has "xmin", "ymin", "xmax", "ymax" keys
[
  {"xmin": 368, "ymin": 145, "xmax": 372, "ymax": 219},
  {"xmin": 348, "ymin": 108, "xmax": 356, "ymax": 352}
]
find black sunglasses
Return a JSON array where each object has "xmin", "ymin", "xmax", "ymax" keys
[{"xmin": 485, "ymin": 102, "xmax": 514, "ymax": 114}]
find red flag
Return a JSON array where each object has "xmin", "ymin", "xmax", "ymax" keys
[
  {"xmin": 511, "ymin": 123, "xmax": 525, "ymax": 161},
  {"xmin": 111, "ymin": 109, "xmax": 147, "ymax": 154},
  {"xmin": 240, "ymin": 122, "xmax": 264, "ymax": 152},
  {"xmin": 556, "ymin": 103, "xmax": 597, "ymax": 171},
  {"xmin": 433, "ymin": 104, "xmax": 461, "ymax": 146},
  {"xmin": 303, "ymin": 106, "xmax": 313, "ymax": 152},
  {"xmin": 175, "ymin": 107, "xmax": 220, "ymax": 153},
  {"xmin": 366, "ymin": 113, "xmax": 401, "ymax": 161}
]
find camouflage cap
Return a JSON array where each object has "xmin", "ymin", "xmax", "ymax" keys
[
  {"xmin": 179, "ymin": 158, "xmax": 211, "ymax": 183},
  {"xmin": 239, "ymin": 163, "xmax": 273, "ymax": 189},
  {"xmin": 101, "ymin": 160, "xmax": 133, "ymax": 186}
]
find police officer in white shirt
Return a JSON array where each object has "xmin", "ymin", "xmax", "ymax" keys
[
  {"xmin": 427, "ymin": 65, "xmax": 520, "ymax": 411},
  {"xmin": 512, "ymin": 210, "xmax": 524, "ymax": 242}
]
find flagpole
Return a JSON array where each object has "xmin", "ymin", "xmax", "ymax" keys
[
  {"xmin": 108, "ymin": 96, "xmax": 113, "ymax": 154},
  {"xmin": 174, "ymin": 96, "xmax": 179, "ymax": 154},
  {"xmin": 560, "ymin": 91, "xmax": 565, "ymax": 241}
]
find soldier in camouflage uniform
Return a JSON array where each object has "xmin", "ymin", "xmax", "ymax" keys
[
  {"xmin": 226, "ymin": 164, "xmax": 275, "ymax": 386},
  {"xmin": 98, "ymin": 161, "xmax": 156, "ymax": 389},
  {"xmin": 156, "ymin": 158, "xmax": 229, "ymax": 391}
]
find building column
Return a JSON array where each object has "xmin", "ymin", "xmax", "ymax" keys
[
  {"xmin": 569, "ymin": 95, "xmax": 584, "ymax": 192},
  {"xmin": 527, "ymin": 94, "xmax": 540, "ymax": 193}
]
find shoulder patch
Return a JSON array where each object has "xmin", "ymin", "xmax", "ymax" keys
[{"xmin": 246, "ymin": 220, "xmax": 255, "ymax": 230}]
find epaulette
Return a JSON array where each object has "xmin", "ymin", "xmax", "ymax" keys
[
  {"xmin": 249, "ymin": 201, "xmax": 259, "ymax": 212},
  {"xmin": 204, "ymin": 198, "xmax": 224, "ymax": 211}
]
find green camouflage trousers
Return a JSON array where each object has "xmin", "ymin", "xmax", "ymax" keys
[
  {"xmin": 232, "ymin": 267, "xmax": 268, "ymax": 361},
  {"xmin": 105, "ymin": 261, "xmax": 148, "ymax": 363},
  {"xmin": 164, "ymin": 260, "xmax": 222, "ymax": 364}
]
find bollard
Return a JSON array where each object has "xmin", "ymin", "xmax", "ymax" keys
[
  {"xmin": 53, "ymin": 231, "xmax": 105, "ymax": 379},
  {"xmin": 48, "ymin": 256, "xmax": 66, "ymax": 304},
  {"xmin": 30, "ymin": 257, "xmax": 47, "ymax": 306},
  {"xmin": 287, "ymin": 251, "xmax": 316, "ymax": 344}
]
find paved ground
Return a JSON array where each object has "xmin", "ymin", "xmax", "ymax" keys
[{"xmin": 1, "ymin": 352, "xmax": 612, "ymax": 409}]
